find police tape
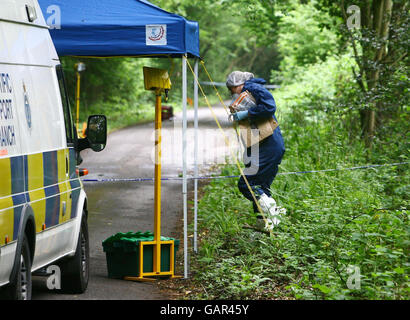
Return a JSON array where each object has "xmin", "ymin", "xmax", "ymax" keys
[{"xmin": 81, "ymin": 161, "xmax": 409, "ymax": 183}]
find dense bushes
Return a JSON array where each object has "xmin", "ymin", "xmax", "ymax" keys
[
  {"xmin": 187, "ymin": 84, "xmax": 409, "ymax": 299},
  {"xmin": 183, "ymin": 1, "xmax": 408, "ymax": 299}
]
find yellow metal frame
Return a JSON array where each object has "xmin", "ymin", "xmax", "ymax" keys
[
  {"xmin": 124, "ymin": 240, "xmax": 179, "ymax": 282},
  {"xmin": 125, "ymin": 69, "xmax": 181, "ymax": 282}
]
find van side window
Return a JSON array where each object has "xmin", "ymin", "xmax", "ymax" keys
[{"xmin": 56, "ymin": 65, "xmax": 74, "ymax": 144}]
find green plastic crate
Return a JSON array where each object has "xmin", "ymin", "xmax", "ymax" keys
[{"xmin": 102, "ymin": 231, "xmax": 180, "ymax": 279}]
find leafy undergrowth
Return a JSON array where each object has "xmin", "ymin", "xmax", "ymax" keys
[
  {"xmin": 176, "ymin": 111, "xmax": 409, "ymax": 300},
  {"xmin": 170, "ymin": 49, "xmax": 410, "ymax": 300}
]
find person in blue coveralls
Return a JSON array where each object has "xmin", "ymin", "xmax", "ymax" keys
[{"xmin": 226, "ymin": 71, "xmax": 285, "ymax": 226}]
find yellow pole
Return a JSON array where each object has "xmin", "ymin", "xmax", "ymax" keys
[
  {"xmin": 154, "ymin": 89, "xmax": 162, "ymax": 274},
  {"xmin": 76, "ymin": 72, "xmax": 81, "ymax": 133}
]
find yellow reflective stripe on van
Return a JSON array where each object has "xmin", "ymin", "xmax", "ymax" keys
[
  {"xmin": 0, "ymin": 157, "xmax": 14, "ymax": 245},
  {"xmin": 57, "ymin": 149, "xmax": 70, "ymax": 224},
  {"xmin": 0, "ymin": 157, "xmax": 12, "ymax": 198},
  {"xmin": 57, "ymin": 149, "xmax": 66, "ymax": 183},
  {"xmin": 27, "ymin": 152, "xmax": 46, "ymax": 233},
  {"xmin": 0, "ymin": 148, "xmax": 81, "ymax": 244}
]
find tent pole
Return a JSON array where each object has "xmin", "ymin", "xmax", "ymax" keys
[
  {"xmin": 154, "ymin": 88, "xmax": 162, "ymax": 274},
  {"xmin": 182, "ymin": 54, "xmax": 188, "ymax": 279},
  {"xmin": 193, "ymin": 59, "xmax": 199, "ymax": 254}
]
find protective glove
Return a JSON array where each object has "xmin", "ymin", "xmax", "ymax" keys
[{"xmin": 232, "ymin": 110, "xmax": 248, "ymax": 122}]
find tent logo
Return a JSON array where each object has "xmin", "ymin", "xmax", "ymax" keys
[{"xmin": 146, "ymin": 24, "xmax": 167, "ymax": 46}]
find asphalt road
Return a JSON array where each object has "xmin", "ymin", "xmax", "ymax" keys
[{"xmin": 32, "ymin": 103, "xmax": 238, "ymax": 300}]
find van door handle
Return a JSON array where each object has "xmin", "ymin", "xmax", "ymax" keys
[
  {"xmin": 62, "ymin": 201, "xmax": 66, "ymax": 216},
  {"xmin": 65, "ymin": 154, "xmax": 69, "ymax": 177}
]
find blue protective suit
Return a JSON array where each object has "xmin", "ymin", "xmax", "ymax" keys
[{"xmin": 237, "ymin": 78, "xmax": 285, "ymax": 213}]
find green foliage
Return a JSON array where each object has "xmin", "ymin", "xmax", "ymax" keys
[
  {"xmin": 273, "ymin": 53, "xmax": 355, "ymax": 113},
  {"xmin": 189, "ymin": 102, "xmax": 409, "ymax": 300},
  {"xmin": 332, "ymin": 0, "xmax": 408, "ymax": 148},
  {"xmin": 276, "ymin": 1, "xmax": 340, "ymax": 71},
  {"xmin": 151, "ymin": 0, "xmax": 281, "ymax": 80},
  {"xmin": 61, "ymin": 57, "xmax": 158, "ymax": 132},
  {"xmin": 184, "ymin": 1, "xmax": 409, "ymax": 297}
]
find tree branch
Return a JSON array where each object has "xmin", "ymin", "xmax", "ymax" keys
[{"xmin": 389, "ymin": 52, "xmax": 408, "ymax": 67}]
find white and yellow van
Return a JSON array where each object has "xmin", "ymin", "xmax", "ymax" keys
[{"xmin": 0, "ymin": 0, "xmax": 107, "ymax": 299}]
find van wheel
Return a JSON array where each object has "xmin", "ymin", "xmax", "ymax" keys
[
  {"xmin": 59, "ymin": 213, "xmax": 89, "ymax": 293},
  {"xmin": 1, "ymin": 235, "xmax": 32, "ymax": 300}
]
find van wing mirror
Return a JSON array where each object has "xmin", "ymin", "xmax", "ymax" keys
[{"xmin": 78, "ymin": 115, "xmax": 107, "ymax": 152}]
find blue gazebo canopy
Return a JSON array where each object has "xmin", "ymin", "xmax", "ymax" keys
[{"xmin": 38, "ymin": 0, "xmax": 200, "ymax": 58}]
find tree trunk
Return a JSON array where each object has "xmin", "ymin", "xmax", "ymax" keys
[
  {"xmin": 349, "ymin": 0, "xmax": 393, "ymax": 150},
  {"xmin": 362, "ymin": 109, "xmax": 376, "ymax": 149}
]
